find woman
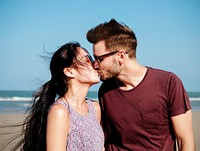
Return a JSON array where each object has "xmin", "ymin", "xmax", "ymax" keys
[{"xmin": 20, "ymin": 42, "xmax": 104, "ymax": 150}]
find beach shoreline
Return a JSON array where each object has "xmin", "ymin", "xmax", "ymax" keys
[{"xmin": 0, "ymin": 111, "xmax": 199, "ymax": 150}]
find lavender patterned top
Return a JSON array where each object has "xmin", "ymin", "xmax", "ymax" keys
[{"xmin": 53, "ymin": 99, "xmax": 104, "ymax": 151}]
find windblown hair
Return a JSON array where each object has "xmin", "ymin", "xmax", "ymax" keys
[
  {"xmin": 86, "ymin": 19, "xmax": 138, "ymax": 57},
  {"xmin": 12, "ymin": 42, "xmax": 81, "ymax": 151}
]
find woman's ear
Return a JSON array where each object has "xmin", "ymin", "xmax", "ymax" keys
[{"xmin": 63, "ymin": 67, "xmax": 75, "ymax": 78}]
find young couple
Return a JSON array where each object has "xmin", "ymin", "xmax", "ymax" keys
[{"xmin": 17, "ymin": 19, "xmax": 196, "ymax": 151}]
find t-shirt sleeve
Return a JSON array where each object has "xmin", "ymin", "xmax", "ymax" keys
[{"xmin": 167, "ymin": 72, "xmax": 191, "ymax": 117}]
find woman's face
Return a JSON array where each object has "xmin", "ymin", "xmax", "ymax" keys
[{"xmin": 73, "ymin": 47, "xmax": 100, "ymax": 86}]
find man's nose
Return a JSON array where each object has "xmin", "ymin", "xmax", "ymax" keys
[{"xmin": 92, "ymin": 60, "xmax": 99, "ymax": 69}]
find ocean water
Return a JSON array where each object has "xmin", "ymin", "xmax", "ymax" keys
[
  {"xmin": 0, "ymin": 90, "xmax": 98, "ymax": 114},
  {"xmin": 0, "ymin": 90, "xmax": 200, "ymax": 114}
]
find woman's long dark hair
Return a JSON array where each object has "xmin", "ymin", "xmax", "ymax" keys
[{"xmin": 14, "ymin": 42, "xmax": 81, "ymax": 151}]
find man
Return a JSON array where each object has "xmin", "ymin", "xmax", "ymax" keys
[{"xmin": 86, "ymin": 19, "xmax": 195, "ymax": 150}]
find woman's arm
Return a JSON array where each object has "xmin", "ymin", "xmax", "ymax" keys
[{"xmin": 46, "ymin": 104, "xmax": 70, "ymax": 151}]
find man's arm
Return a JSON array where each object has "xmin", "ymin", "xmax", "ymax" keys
[{"xmin": 171, "ymin": 110, "xmax": 196, "ymax": 151}]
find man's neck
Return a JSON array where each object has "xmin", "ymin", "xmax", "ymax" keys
[{"xmin": 117, "ymin": 63, "xmax": 147, "ymax": 90}]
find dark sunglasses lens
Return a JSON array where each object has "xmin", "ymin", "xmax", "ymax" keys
[{"xmin": 93, "ymin": 56, "xmax": 100, "ymax": 63}]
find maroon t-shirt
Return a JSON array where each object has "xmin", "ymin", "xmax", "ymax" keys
[{"xmin": 99, "ymin": 67, "xmax": 191, "ymax": 151}]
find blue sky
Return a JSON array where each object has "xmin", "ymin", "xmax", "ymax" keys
[{"xmin": 0, "ymin": 0, "xmax": 200, "ymax": 92}]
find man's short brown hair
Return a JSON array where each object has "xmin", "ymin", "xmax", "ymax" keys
[{"xmin": 86, "ymin": 19, "xmax": 137, "ymax": 57}]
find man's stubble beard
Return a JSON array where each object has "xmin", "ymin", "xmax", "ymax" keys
[{"xmin": 100, "ymin": 62, "xmax": 120, "ymax": 81}]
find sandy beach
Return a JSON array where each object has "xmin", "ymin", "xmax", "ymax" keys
[
  {"xmin": 0, "ymin": 111, "xmax": 199, "ymax": 150},
  {"xmin": 192, "ymin": 111, "xmax": 200, "ymax": 150}
]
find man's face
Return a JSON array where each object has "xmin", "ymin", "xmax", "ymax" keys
[{"xmin": 93, "ymin": 40, "xmax": 120, "ymax": 81}]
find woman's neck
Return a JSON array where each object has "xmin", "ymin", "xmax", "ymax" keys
[{"xmin": 64, "ymin": 85, "xmax": 89, "ymax": 108}]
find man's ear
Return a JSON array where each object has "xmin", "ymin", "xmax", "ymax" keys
[
  {"xmin": 63, "ymin": 67, "xmax": 75, "ymax": 78},
  {"xmin": 118, "ymin": 51, "xmax": 126, "ymax": 65}
]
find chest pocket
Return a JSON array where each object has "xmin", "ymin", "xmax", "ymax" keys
[{"xmin": 141, "ymin": 108, "xmax": 164, "ymax": 129}]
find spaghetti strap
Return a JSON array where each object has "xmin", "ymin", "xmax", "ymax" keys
[{"xmin": 53, "ymin": 100, "xmax": 69, "ymax": 110}]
